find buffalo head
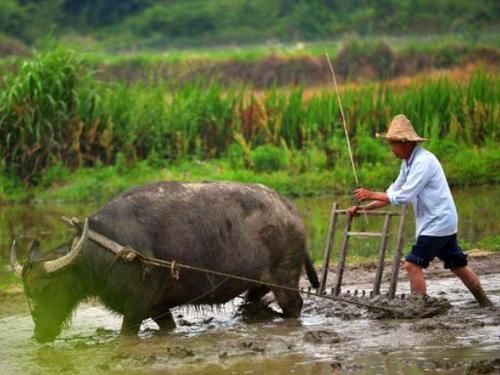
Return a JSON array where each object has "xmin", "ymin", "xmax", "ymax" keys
[{"xmin": 10, "ymin": 219, "xmax": 89, "ymax": 343}]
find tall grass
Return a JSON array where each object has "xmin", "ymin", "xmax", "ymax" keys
[
  {"xmin": 0, "ymin": 48, "xmax": 101, "ymax": 185},
  {"xmin": 1, "ymin": 49, "xmax": 498, "ymax": 186}
]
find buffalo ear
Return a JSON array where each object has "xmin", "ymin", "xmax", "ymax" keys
[{"xmin": 28, "ymin": 240, "xmax": 41, "ymax": 262}]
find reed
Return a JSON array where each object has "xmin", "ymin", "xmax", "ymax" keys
[{"xmin": 0, "ymin": 48, "xmax": 101, "ymax": 185}]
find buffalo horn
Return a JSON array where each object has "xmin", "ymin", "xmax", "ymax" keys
[
  {"xmin": 28, "ymin": 240, "xmax": 41, "ymax": 262},
  {"xmin": 10, "ymin": 240, "xmax": 23, "ymax": 278},
  {"xmin": 41, "ymin": 218, "xmax": 89, "ymax": 273}
]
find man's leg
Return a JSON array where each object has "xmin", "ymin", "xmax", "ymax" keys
[
  {"xmin": 451, "ymin": 266, "xmax": 493, "ymax": 307},
  {"xmin": 404, "ymin": 261, "xmax": 427, "ymax": 295},
  {"xmin": 404, "ymin": 235, "xmax": 439, "ymax": 295}
]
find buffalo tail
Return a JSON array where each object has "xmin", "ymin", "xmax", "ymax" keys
[{"xmin": 304, "ymin": 254, "xmax": 320, "ymax": 289}]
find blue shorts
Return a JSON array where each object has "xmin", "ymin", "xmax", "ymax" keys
[{"xmin": 405, "ymin": 234, "xmax": 468, "ymax": 269}]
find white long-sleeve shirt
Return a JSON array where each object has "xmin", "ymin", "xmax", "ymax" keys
[{"xmin": 386, "ymin": 145, "xmax": 458, "ymax": 237}]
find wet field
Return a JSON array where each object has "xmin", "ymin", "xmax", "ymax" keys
[
  {"xmin": 1, "ymin": 185, "xmax": 499, "ymax": 374},
  {"xmin": 0, "ymin": 271, "xmax": 499, "ymax": 374}
]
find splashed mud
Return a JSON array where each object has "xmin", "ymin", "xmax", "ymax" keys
[{"xmin": 304, "ymin": 293, "xmax": 452, "ymax": 320}]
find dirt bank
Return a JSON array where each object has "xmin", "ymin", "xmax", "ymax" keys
[{"xmin": 93, "ymin": 45, "xmax": 500, "ymax": 89}]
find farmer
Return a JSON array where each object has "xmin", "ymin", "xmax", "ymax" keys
[{"xmin": 346, "ymin": 114, "xmax": 493, "ymax": 307}]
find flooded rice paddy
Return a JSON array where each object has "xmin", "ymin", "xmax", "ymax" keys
[
  {"xmin": 0, "ymin": 271, "xmax": 499, "ymax": 374},
  {"xmin": 0, "ymin": 185, "xmax": 499, "ymax": 374}
]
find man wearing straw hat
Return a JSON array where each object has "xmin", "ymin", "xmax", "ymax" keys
[{"xmin": 347, "ymin": 114, "xmax": 493, "ymax": 307}]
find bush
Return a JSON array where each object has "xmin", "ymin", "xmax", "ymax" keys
[
  {"xmin": 39, "ymin": 163, "xmax": 71, "ymax": 188},
  {"xmin": 444, "ymin": 147, "xmax": 498, "ymax": 186},
  {"xmin": 475, "ymin": 235, "xmax": 500, "ymax": 252},
  {"xmin": 289, "ymin": 147, "xmax": 326, "ymax": 173},
  {"xmin": 114, "ymin": 152, "xmax": 129, "ymax": 174},
  {"xmin": 0, "ymin": 33, "xmax": 29, "ymax": 56},
  {"xmin": 371, "ymin": 41, "xmax": 394, "ymax": 79},
  {"xmin": 355, "ymin": 134, "xmax": 389, "ymax": 165},
  {"xmin": 251, "ymin": 144, "xmax": 288, "ymax": 172},
  {"xmin": 227, "ymin": 143, "xmax": 244, "ymax": 170}
]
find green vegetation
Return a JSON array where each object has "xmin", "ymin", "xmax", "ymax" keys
[
  {"xmin": 0, "ymin": 269, "xmax": 20, "ymax": 291},
  {"xmin": 462, "ymin": 235, "xmax": 500, "ymax": 252},
  {"xmin": 0, "ymin": 49, "xmax": 96, "ymax": 185},
  {"xmin": 1, "ymin": 0, "xmax": 498, "ymax": 49},
  {"xmin": 51, "ymin": 33, "xmax": 497, "ymax": 68},
  {"xmin": 0, "ymin": 48, "xmax": 498, "ymax": 268},
  {"xmin": 0, "ymin": 49, "xmax": 498, "ymax": 197},
  {"xmin": 36, "ymin": 37, "xmax": 496, "ymax": 94},
  {"xmin": 1, "ymin": 143, "xmax": 497, "ymax": 204},
  {"xmin": 3, "ymin": 33, "xmax": 498, "ymax": 91},
  {"xmin": 0, "ymin": 0, "xmax": 499, "ymax": 324}
]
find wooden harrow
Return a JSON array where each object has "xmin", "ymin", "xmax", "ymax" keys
[{"xmin": 318, "ymin": 203, "xmax": 408, "ymax": 299}]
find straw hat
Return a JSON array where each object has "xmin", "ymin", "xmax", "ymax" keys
[{"xmin": 376, "ymin": 114, "xmax": 426, "ymax": 142}]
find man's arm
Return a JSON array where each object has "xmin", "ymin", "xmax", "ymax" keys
[
  {"xmin": 346, "ymin": 190, "xmax": 390, "ymax": 216},
  {"xmin": 354, "ymin": 189, "xmax": 389, "ymax": 203}
]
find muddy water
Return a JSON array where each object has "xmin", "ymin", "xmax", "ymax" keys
[
  {"xmin": 0, "ymin": 185, "xmax": 499, "ymax": 374},
  {"xmin": 0, "ymin": 273, "xmax": 499, "ymax": 374}
]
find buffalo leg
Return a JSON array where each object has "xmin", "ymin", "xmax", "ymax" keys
[
  {"xmin": 272, "ymin": 288, "xmax": 303, "ymax": 318},
  {"xmin": 152, "ymin": 309, "xmax": 176, "ymax": 331},
  {"xmin": 121, "ymin": 314, "xmax": 142, "ymax": 335},
  {"xmin": 246, "ymin": 286, "xmax": 271, "ymax": 303}
]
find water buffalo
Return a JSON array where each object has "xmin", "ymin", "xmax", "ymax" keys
[{"xmin": 10, "ymin": 181, "xmax": 319, "ymax": 343}]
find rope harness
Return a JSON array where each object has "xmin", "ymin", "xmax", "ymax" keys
[{"xmin": 61, "ymin": 216, "xmax": 419, "ymax": 316}]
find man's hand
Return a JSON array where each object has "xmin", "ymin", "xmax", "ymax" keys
[
  {"xmin": 354, "ymin": 188, "xmax": 374, "ymax": 202},
  {"xmin": 346, "ymin": 205, "xmax": 361, "ymax": 217}
]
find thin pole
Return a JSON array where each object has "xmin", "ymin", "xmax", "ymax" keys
[
  {"xmin": 372, "ymin": 213, "xmax": 392, "ymax": 295},
  {"xmin": 388, "ymin": 204, "xmax": 408, "ymax": 299},
  {"xmin": 325, "ymin": 51, "xmax": 359, "ymax": 186},
  {"xmin": 319, "ymin": 202, "xmax": 339, "ymax": 294},
  {"xmin": 333, "ymin": 214, "xmax": 353, "ymax": 296},
  {"xmin": 325, "ymin": 51, "xmax": 367, "ymax": 223}
]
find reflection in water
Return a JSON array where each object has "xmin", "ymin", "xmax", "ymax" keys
[{"xmin": 0, "ymin": 203, "xmax": 96, "ymax": 263}]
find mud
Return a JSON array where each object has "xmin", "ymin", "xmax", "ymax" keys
[
  {"xmin": 0, "ymin": 287, "xmax": 27, "ymax": 318},
  {"xmin": 1, "ymin": 258, "xmax": 499, "ymax": 374},
  {"xmin": 305, "ymin": 293, "xmax": 452, "ymax": 320},
  {"xmin": 467, "ymin": 358, "xmax": 500, "ymax": 374},
  {"xmin": 1, "ymin": 189, "xmax": 499, "ymax": 373}
]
